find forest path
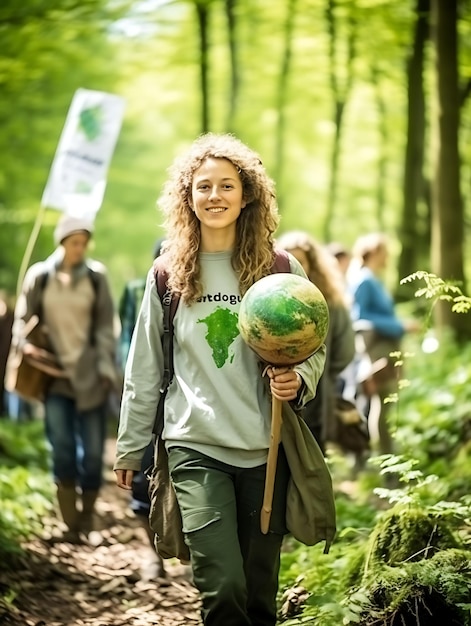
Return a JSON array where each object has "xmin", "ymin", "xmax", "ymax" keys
[{"xmin": 1, "ymin": 437, "xmax": 202, "ymax": 626}]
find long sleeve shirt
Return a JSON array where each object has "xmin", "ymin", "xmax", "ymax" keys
[{"xmin": 115, "ymin": 251, "xmax": 326, "ymax": 471}]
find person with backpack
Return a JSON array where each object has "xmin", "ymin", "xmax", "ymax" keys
[
  {"xmin": 12, "ymin": 214, "xmax": 118, "ymax": 543},
  {"xmin": 114, "ymin": 133, "xmax": 327, "ymax": 626}
]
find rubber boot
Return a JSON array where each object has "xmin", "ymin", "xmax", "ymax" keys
[
  {"xmin": 56, "ymin": 482, "xmax": 81, "ymax": 543},
  {"xmin": 138, "ymin": 516, "xmax": 166, "ymax": 580},
  {"xmin": 79, "ymin": 490, "xmax": 103, "ymax": 546}
]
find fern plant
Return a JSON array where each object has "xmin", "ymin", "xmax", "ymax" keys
[{"xmin": 401, "ymin": 271, "xmax": 471, "ymax": 316}]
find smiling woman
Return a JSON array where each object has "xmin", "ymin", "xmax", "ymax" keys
[
  {"xmin": 114, "ymin": 133, "xmax": 327, "ymax": 626},
  {"xmin": 189, "ymin": 157, "xmax": 247, "ymax": 250}
]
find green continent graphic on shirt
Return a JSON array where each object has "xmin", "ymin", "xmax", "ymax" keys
[{"xmin": 197, "ymin": 307, "xmax": 240, "ymax": 368}]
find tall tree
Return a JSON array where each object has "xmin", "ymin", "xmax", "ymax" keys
[
  {"xmin": 398, "ymin": 0, "xmax": 430, "ymax": 294},
  {"xmin": 323, "ymin": 0, "xmax": 357, "ymax": 242},
  {"xmin": 371, "ymin": 62, "xmax": 388, "ymax": 231},
  {"xmin": 273, "ymin": 0, "xmax": 298, "ymax": 212},
  {"xmin": 195, "ymin": 0, "xmax": 211, "ymax": 132},
  {"xmin": 224, "ymin": 0, "xmax": 240, "ymax": 132},
  {"xmin": 431, "ymin": 0, "xmax": 469, "ymax": 339}
]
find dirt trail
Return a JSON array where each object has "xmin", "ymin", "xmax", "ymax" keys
[{"xmin": 0, "ymin": 438, "xmax": 202, "ymax": 626}]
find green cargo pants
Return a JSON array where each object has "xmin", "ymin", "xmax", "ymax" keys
[{"xmin": 167, "ymin": 446, "xmax": 290, "ymax": 626}]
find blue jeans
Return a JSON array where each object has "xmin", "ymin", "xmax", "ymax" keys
[
  {"xmin": 6, "ymin": 391, "xmax": 34, "ymax": 422},
  {"xmin": 168, "ymin": 446, "xmax": 290, "ymax": 626},
  {"xmin": 45, "ymin": 393, "xmax": 106, "ymax": 491}
]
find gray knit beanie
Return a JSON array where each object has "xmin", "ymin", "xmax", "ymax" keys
[{"xmin": 54, "ymin": 214, "xmax": 94, "ymax": 246}]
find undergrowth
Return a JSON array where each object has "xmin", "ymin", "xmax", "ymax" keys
[
  {"xmin": 0, "ymin": 419, "xmax": 53, "ymax": 560},
  {"xmin": 278, "ymin": 333, "xmax": 471, "ymax": 625}
]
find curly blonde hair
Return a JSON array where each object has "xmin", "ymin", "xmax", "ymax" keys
[
  {"xmin": 276, "ymin": 230, "xmax": 347, "ymax": 306},
  {"xmin": 157, "ymin": 133, "xmax": 280, "ymax": 304}
]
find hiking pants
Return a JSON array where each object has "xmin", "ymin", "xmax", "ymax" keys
[{"xmin": 167, "ymin": 446, "xmax": 290, "ymax": 626}]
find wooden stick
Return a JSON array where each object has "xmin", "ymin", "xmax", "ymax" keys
[{"xmin": 260, "ymin": 396, "xmax": 283, "ymax": 534}]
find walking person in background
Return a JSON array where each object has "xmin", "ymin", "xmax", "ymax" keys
[
  {"xmin": 12, "ymin": 214, "xmax": 118, "ymax": 543},
  {"xmin": 348, "ymin": 232, "xmax": 420, "ymax": 455},
  {"xmin": 277, "ymin": 231, "xmax": 355, "ymax": 453},
  {"xmin": 114, "ymin": 133, "xmax": 326, "ymax": 626}
]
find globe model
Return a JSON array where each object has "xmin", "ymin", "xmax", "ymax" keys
[{"xmin": 238, "ymin": 273, "xmax": 329, "ymax": 366}]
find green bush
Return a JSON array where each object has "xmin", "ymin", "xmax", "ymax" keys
[{"xmin": 0, "ymin": 420, "xmax": 53, "ymax": 560}]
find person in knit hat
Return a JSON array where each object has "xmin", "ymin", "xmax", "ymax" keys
[
  {"xmin": 11, "ymin": 212, "xmax": 118, "ymax": 544},
  {"xmin": 53, "ymin": 214, "xmax": 95, "ymax": 247}
]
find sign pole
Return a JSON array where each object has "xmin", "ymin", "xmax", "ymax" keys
[{"xmin": 16, "ymin": 203, "xmax": 47, "ymax": 299}]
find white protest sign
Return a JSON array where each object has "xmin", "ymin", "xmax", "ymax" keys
[{"xmin": 41, "ymin": 88, "xmax": 126, "ymax": 219}]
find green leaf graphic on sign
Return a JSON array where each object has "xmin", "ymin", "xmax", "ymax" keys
[{"xmin": 78, "ymin": 106, "xmax": 102, "ymax": 140}]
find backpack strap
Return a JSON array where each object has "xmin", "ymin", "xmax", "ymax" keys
[
  {"xmin": 271, "ymin": 248, "xmax": 291, "ymax": 274},
  {"xmin": 85, "ymin": 266, "xmax": 100, "ymax": 346},
  {"xmin": 34, "ymin": 271, "xmax": 50, "ymax": 320},
  {"xmin": 153, "ymin": 255, "xmax": 180, "ymax": 436}
]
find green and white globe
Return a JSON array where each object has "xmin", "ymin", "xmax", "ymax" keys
[{"xmin": 238, "ymin": 273, "xmax": 329, "ymax": 366}]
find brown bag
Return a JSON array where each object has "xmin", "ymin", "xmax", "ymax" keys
[
  {"xmin": 148, "ymin": 436, "xmax": 190, "ymax": 563},
  {"xmin": 334, "ymin": 397, "xmax": 370, "ymax": 454},
  {"xmin": 5, "ymin": 315, "xmax": 65, "ymax": 403}
]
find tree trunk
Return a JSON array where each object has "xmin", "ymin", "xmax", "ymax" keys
[
  {"xmin": 224, "ymin": 0, "xmax": 239, "ymax": 132},
  {"xmin": 273, "ymin": 0, "xmax": 297, "ymax": 213},
  {"xmin": 195, "ymin": 0, "xmax": 210, "ymax": 133},
  {"xmin": 431, "ymin": 0, "xmax": 469, "ymax": 339},
  {"xmin": 398, "ymin": 0, "xmax": 430, "ymax": 297},
  {"xmin": 323, "ymin": 0, "xmax": 356, "ymax": 242},
  {"xmin": 371, "ymin": 63, "xmax": 387, "ymax": 232}
]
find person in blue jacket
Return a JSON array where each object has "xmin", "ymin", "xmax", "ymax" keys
[{"xmin": 348, "ymin": 232, "xmax": 419, "ymax": 455}]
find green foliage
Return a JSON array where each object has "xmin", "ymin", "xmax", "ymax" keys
[
  {"xmin": 365, "ymin": 504, "xmax": 461, "ymax": 568},
  {"xmin": 1, "ymin": 1, "xmax": 470, "ymax": 614},
  {"xmin": 279, "ymin": 463, "xmax": 471, "ymax": 625},
  {"xmin": 0, "ymin": 419, "xmax": 50, "ymax": 470},
  {"xmin": 278, "ymin": 335, "xmax": 471, "ymax": 625},
  {"xmin": 340, "ymin": 549, "xmax": 471, "ymax": 626},
  {"xmin": 401, "ymin": 271, "xmax": 471, "ymax": 316},
  {"xmin": 1, "ymin": 0, "xmax": 469, "ymax": 302},
  {"xmin": 0, "ymin": 0, "xmax": 129, "ymax": 294},
  {"xmin": 0, "ymin": 420, "xmax": 53, "ymax": 560},
  {"xmin": 0, "ymin": 467, "xmax": 53, "ymax": 560},
  {"xmin": 393, "ymin": 336, "xmax": 471, "ymax": 494},
  {"xmin": 278, "ymin": 495, "xmax": 378, "ymax": 624}
]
